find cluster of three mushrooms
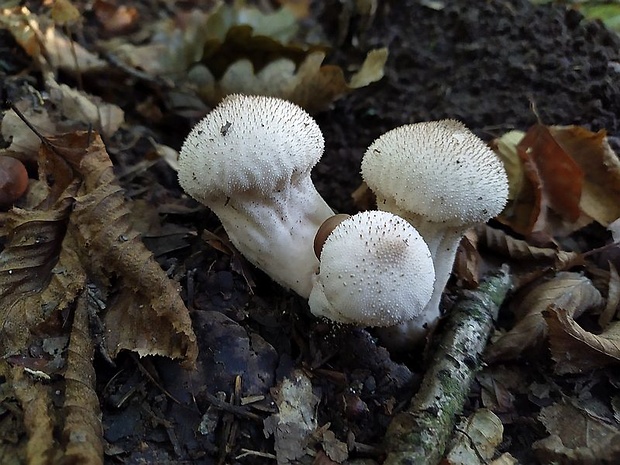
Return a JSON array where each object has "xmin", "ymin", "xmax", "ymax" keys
[{"xmin": 178, "ymin": 94, "xmax": 508, "ymax": 347}]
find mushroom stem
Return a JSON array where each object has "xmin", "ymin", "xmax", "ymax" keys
[
  {"xmin": 178, "ymin": 95, "xmax": 335, "ymax": 298},
  {"xmin": 210, "ymin": 177, "xmax": 334, "ymax": 298},
  {"xmin": 373, "ymin": 201, "xmax": 468, "ymax": 350},
  {"xmin": 376, "ymin": 197, "xmax": 463, "ymax": 318}
]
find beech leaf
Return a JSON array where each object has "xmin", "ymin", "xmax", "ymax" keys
[
  {"xmin": 51, "ymin": 132, "xmax": 198, "ymax": 367},
  {"xmin": 545, "ymin": 306, "xmax": 620, "ymax": 374},
  {"xmin": 517, "ymin": 124, "xmax": 584, "ymax": 235},
  {"xmin": 485, "ymin": 272, "xmax": 602, "ymax": 362},
  {"xmin": 549, "ymin": 125, "xmax": 620, "ymax": 227},
  {"xmin": 533, "ymin": 403, "xmax": 620, "ymax": 464}
]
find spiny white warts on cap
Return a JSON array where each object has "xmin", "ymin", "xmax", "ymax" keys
[
  {"xmin": 177, "ymin": 94, "xmax": 334, "ymax": 298},
  {"xmin": 361, "ymin": 120, "xmax": 508, "ymax": 227},
  {"xmin": 362, "ymin": 120, "xmax": 509, "ymax": 350},
  {"xmin": 309, "ymin": 211, "xmax": 435, "ymax": 327}
]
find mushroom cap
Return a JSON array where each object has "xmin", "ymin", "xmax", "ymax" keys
[
  {"xmin": 309, "ymin": 211, "xmax": 435, "ymax": 327},
  {"xmin": 178, "ymin": 94, "xmax": 324, "ymax": 204},
  {"xmin": 361, "ymin": 120, "xmax": 508, "ymax": 227}
]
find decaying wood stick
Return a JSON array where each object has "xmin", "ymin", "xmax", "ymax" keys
[{"xmin": 383, "ymin": 265, "xmax": 512, "ymax": 465}]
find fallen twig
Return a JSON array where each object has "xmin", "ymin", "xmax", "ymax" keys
[{"xmin": 383, "ymin": 265, "xmax": 513, "ymax": 465}]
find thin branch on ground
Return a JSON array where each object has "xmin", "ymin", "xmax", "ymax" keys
[{"xmin": 383, "ymin": 265, "xmax": 513, "ymax": 465}]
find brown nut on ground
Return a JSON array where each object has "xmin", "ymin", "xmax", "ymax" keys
[{"xmin": 0, "ymin": 156, "xmax": 28, "ymax": 208}]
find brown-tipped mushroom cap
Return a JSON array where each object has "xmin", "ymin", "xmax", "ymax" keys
[
  {"xmin": 361, "ymin": 120, "xmax": 508, "ymax": 227},
  {"xmin": 308, "ymin": 211, "xmax": 435, "ymax": 327}
]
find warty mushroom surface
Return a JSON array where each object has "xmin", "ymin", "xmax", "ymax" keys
[
  {"xmin": 309, "ymin": 210, "xmax": 435, "ymax": 328},
  {"xmin": 361, "ymin": 120, "xmax": 508, "ymax": 347},
  {"xmin": 178, "ymin": 94, "xmax": 334, "ymax": 297}
]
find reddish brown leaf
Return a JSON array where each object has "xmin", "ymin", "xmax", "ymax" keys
[
  {"xmin": 550, "ymin": 125, "xmax": 620, "ymax": 227},
  {"xmin": 516, "ymin": 124, "xmax": 584, "ymax": 234}
]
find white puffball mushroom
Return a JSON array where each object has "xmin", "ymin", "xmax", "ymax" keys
[
  {"xmin": 178, "ymin": 94, "xmax": 334, "ymax": 297},
  {"xmin": 309, "ymin": 211, "xmax": 435, "ymax": 329},
  {"xmin": 361, "ymin": 120, "xmax": 508, "ymax": 347}
]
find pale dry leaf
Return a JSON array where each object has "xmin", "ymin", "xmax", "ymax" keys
[
  {"xmin": 41, "ymin": 25, "xmax": 107, "ymax": 73},
  {"xmin": 1, "ymin": 106, "xmax": 57, "ymax": 157},
  {"xmin": 533, "ymin": 402, "xmax": 620, "ymax": 464},
  {"xmin": 191, "ymin": 48, "xmax": 386, "ymax": 113},
  {"xmin": 485, "ymin": 272, "xmax": 603, "ymax": 362},
  {"xmin": 51, "ymin": 0, "xmax": 81, "ymax": 27},
  {"xmin": 105, "ymin": 9, "xmax": 211, "ymax": 76},
  {"xmin": 46, "ymin": 78, "xmax": 124, "ymax": 138},
  {"xmin": 321, "ymin": 429, "xmax": 348, "ymax": 462},
  {"xmin": 550, "ymin": 125, "xmax": 620, "ymax": 227},
  {"xmin": 545, "ymin": 306, "xmax": 620, "ymax": 374},
  {"xmin": 445, "ymin": 408, "xmax": 504, "ymax": 465},
  {"xmin": 609, "ymin": 217, "xmax": 620, "ymax": 243},
  {"xmin": 0, "ymin": 7, "xmax": 42, "ymax": 58},
  {"xmin": 490, "ymin": 130, "xmax": 526, "ymax": 202},
  {"xmin": 263, "ymin": 370, "xmax": 319, "ymax": 465},
  {"xmin": 489, "ymin": 453, "xmax": 519, "ymax": 465},
  {"xmin": 348, "ymin": 47, "xmax": 388, "ymax": 88}
]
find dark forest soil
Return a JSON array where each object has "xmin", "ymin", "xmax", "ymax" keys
[{"xmin": 3, "ymin": 1, "xmax": 620, "ymax": 464}]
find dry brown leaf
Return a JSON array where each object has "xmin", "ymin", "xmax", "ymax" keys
[
  {"xmin": 0, "ymin": 198, "xmax": 83, "ymax": 355},
  {"xmin": 50, "ymin": 132, "xmax": 197, "ymax": 367},
  {"xmin": 477, "ymin": 225, "xmax": 581, "ymax": 268},
  {"xmin": 1, "ymin": 130, "xmax": 197, "ymax": 367},
  {"xmin": 516, "ymin": 124, "xmax": 584, "ymax": 235},
  {"xmin": 191, "ymin": 47, "xmax": 388, "ymax": 113},
  {"xmin": 62, "ymin": 291, "xmax": 103, "ymax": 464},
  {"xmin": 494, "ymin": 124, "xmax": 620, "ymax": 237},
  {"xmin": 533, "ymin": 402, "xmax": 620, "ymax": 464},
  {"xmin": 545, "ymin": 306, "xmax": 620, "ymax": 374},
  {"xmin": 8, "ymin": 364, "xmax": 60, "ymax": 464},
  {"xmin": 93, "ymin": 0, "xmax": 139, "ymax": 35},
  {"xmin": 550, "ymin": 125, "xmax": 620, "ymax": 227},
  {"xmin": 453, "ymin": 229, "xmax": 480, "ymax": 289},
  {"xmin": 444, "ymin": 408, "xmax": 505, "ymax": 465},
  {"xmin": 263, "ymin": 370, "xmax": 319, "ymax": 464},
  {"xmin": 485, "ymin": 272, "xmax": 603, "ymax": 363}
]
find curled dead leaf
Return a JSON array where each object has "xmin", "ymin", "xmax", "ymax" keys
[
  {"xmin": 494, "ymin": 124, "xmax": 620, "ymax": 237},
  {"xmin": 190, "ymin": 47, "xmax": 388, "ymax": 113},
  {"xmin": 485, "ymin": 272, "xmax": 603, "ymax": 363},
  {"xmin": 545, "ymin": 305, "xmax": 620, "ymax": 374},
  {"xmin": 533, "ymin": 402, "xmax": 620, "ymax": 464},
  {"xmin": 549, "ymin": 125, "xmax": 620, "ymax": 228}
]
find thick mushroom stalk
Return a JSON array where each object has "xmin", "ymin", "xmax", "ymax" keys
[
  {"xmin": 178, "ymin": 94, "xmax": 334, "ymax": 297},
  {"xmin": 309, "ymin": 211, "xmax": 435, "ymax": 328},
  {"xmin": 361, "ymin": 120, "xmax": 508, "ymax": 348}
]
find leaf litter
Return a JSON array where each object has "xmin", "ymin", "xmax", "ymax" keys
[{"xmin": 2, "ymin": 0, "xmax": 620, "ymax": 464}]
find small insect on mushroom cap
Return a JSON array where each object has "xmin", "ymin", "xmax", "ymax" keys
[
  {"xmin": 178, "ymin": 94, "xmax": 324, "ymax": 205},
  {"xmin": 309, "ymin": 210, "xmax": 435, "ymax": 327},
  {"xmin": 361, "ymin": 120, "xmax": 509, "ymax": 227}
]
